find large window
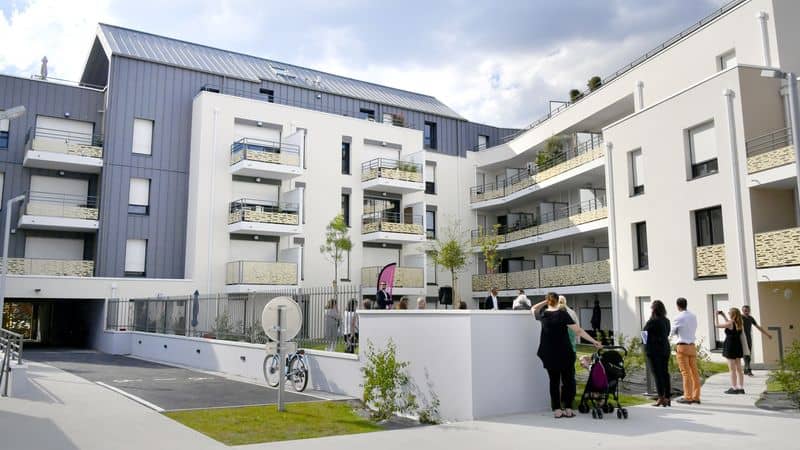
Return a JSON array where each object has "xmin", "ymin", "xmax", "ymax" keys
[
  {"xmin": 341, "ymin": 141, "xmax": 350, "ymax": 175},
  {"xmin": 542, "ymin": 254, "xmax": 570, "ymax": 268},
  {"xmin": 695, "ymin": 206, "xmax": 724, "ymax": 246},
  {"xmin": 629, "ymin": 149, "xmax": 644, "ymax": 196},
  {"xmin": 688, "ymin": 121, "xmax": 718, "ymax": 179},
  {"xmin": 424, "ymin": 121, "xmax": 437, "ymax": 149},
  {"xmin": 125, "ymin": 239, "xmax": 147, "ymax": 277},
  {"xmin": 259, "ymin": 88, "xmax": 275, "ymax": 103},
  {"xmin": 582, "ymin": 247, "xmax": 609, "ymax": 262},
  {"xmin": 359, "ymin": 108, "xmax": 375, "ymax": 121},
  {"xmin": 426, "ymin": 256, "xmax": 437, "ymax": 286},
  {"xmin": 341, "ymin": 193, "xmax": 350, "ymax": 227},
  {"xmin": 128, "ymin": 178, "xmax": 151, "ymax": 215},
  {"xmin": 638, "ymin": 296, "xmax": 652, "ymax": 329},
  {"xmin": 0, "ymin": 114, "xmax": 8, "ymax": 149},
  {"xmin": 426, "ymin": 209, "xmax": 436, "ymax": 239},
  {"xmin": 132, "ymin": 119, "xmax": 154, "ymax": 155},
  {"xmin": 425, "ymin": 162, "xmax": 436, "ymax": 194},
  {"xmin": 634, "ymin": 222, "xmax": 648, "ymax": 270}
]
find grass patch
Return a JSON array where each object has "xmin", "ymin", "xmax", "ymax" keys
[
  {"xmin": 165, "ymin": 401, "xmax": 381, "ymax": 446},
  {"xmin": 574, "ymin": 383, "xmax": 650, "ymax": 407},
  {"xmin": 702, "ymin": 361, "xmax": 729, "ymax": 377},
  {"xmin": 301, "ymin": 341, "xmax": 357, "ymax": 354},
  {"xmin": 767, "ymin": 379, "xmax": 785, "ymax": 392}
]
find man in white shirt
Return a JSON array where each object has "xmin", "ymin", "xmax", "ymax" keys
[
  {"xmin": 671, "ymin": 297, "xmax": 701, "ymax": 404},
  {"xmin": 485, "ymin": 288, "xmax": 499, "ymax": 310}
]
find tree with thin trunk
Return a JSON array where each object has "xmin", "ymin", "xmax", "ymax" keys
[
  {"xmin": 475, "ymin": 224, "xmax": 503, "ymax": 274},
  {"xmin": 429, "ymin": 221, "xmax": 471, "ymax": 306},
  {"xmin": 320, "ymin": 214, "xmax": 352, "ymax": 288}
]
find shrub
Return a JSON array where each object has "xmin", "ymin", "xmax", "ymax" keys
[
  {"xmin": 361, "ymin": 340, "xmax": 417, "ymax": 421},
  {"xmin": 587, "ymin": 76, "xmax": 602, "ymax": 91},
  {"xmin": 569, "ymin": 89, "xmax": 583, "ymax": 102},
  {"xmin": 769, "ymin": 340, "xmax": 800, "ymax": 406},
  {"xmin": 537, "ymin": 135, "xmax": 566, "ymax": 169}
]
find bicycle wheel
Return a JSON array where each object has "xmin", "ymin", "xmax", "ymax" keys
[
  {"xmin": 263, "ymin": 354, "xmax": 281, "ymax": 387},
  {"xmin": 289, "ymin": 356, "xmax": 309, "ymax": 392}
]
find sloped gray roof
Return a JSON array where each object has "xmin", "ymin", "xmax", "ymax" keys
[{"xmin": 96, "ymin": 24, "xmax": 464, "ymax": 119}]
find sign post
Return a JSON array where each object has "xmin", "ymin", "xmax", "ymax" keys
[
  {"xmin": 261, "ymin": 296, "xmax": 303, "ymax": 414},
  {"xmin": 276, "ymin": 305, "xmax": 285, "ymax": 412}
]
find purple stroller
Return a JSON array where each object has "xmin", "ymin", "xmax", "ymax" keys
[{"xmin": 578, "ymin": 346, "xmax": 628, "ymax": 419}]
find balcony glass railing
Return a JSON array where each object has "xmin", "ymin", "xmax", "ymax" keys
[
  {"xmin": 745, "ymin": 127, "xmax": 795, "ymax": 174},
  {"xmin": 362, "ymin": 212, "xmax": 424, "ymax": 235},
  {"xmin": 27, "ymin": 127, "xmax": 103, "ymax": 158},
  {"xmin": 225, "ymin": 261, "xmax": 298, "ymax": 285},
  {"xmin": 24, "ymin": 191, "xmax": 98, "ymax": 220},
  {"xmin": 471, "ymin": 198, "xmax": 607, "ymax": 245},
  {"xmin": 470, "ymin": 137, "xmax": 604, "ymax": 203},
  {"xmin": 754, "ymin": 227, "xmax": 800, "ymax": 269},
  {"xmin": 361, "ymin": 158, "xmax": 423, "ymax": 183},
  {"xmin": 2, "ymin": 258, "xmax": 94, "ymax": 277},
  {"xmin": 228, "ymin": 199, "xmax": 299, "ymax": 225},
  {"xmin": 471, "ymin": 260, "xmax": 610, "ymax": 291},
  {"xmin": 361, "ymin": 266, "xmax": 424, "ymax": 288},
  {"xmin": 230, "ymin": 137, "xmax": 300, "ymax": 167}
]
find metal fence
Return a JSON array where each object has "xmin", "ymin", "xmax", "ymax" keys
[
  {"xmin": 106, "ymin": 285, "xmax": 365, "ymax": 352},
  {"xmin": 745, "ymin": 126, "xmax": 792, "ymax": 157}
]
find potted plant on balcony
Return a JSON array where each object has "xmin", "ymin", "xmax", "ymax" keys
[
  {"xmin": 587, "ymin": 76, "xmax": 602, "ymax": 92},
  {"xmin": 569, "ymin": 89, "xmax": 583, "ymax": 103},
  {"xmin": 537, "ymin": 135, "xmax": 567, "ymax": 169}
]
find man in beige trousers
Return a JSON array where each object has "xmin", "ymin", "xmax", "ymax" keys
[{"xmin": 671, "ymin": 297, "xmax": 701, "ymax": 404}]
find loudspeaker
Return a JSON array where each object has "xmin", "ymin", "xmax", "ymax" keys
[{"xmin": 438, "ymin": 286, "xmax": 453, "ymax": 305}]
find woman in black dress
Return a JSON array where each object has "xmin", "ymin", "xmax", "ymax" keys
[
  {"xmin": 643, "ymin": 300, "xmax": 671, "ymax": 406},
  {"xmin": 532, "ymin": 292, "xmax": 602, "ymax": 418},
  {"xmin": 715, "ymin": 307, "xmax": 745, "ymax": 394}
]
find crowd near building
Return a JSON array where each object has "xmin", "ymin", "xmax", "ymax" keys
[{"xmin": 0, "ymin": 0, "xmax": 798, "ymax": 368}]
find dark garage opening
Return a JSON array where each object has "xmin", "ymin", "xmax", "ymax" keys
[{"xmin": 2, "ymin": 299, "xmax": 105, "ymax": 348}]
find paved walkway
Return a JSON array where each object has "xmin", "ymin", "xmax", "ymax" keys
[{"xmin": 1, "ymin": 358, "xmax": 796, "ymax": 450}]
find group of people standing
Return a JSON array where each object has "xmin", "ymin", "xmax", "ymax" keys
[{"xmin": 642, "ymin": 298, "xmax": 772, "ymax": 407}]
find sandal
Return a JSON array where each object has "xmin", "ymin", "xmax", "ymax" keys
[
  {"xmin": 554, "ymin": 409, "xmax": 564, "ymax": 418},
  {"xmin": 564, "ymin": 409, "xmax": 575, "ymax": 418}
]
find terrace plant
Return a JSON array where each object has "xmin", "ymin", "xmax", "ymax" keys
[
  {"xmin": 537, "ymin": 135, "xmax": 567, "ymax": 169},
  {"xmin": 569, "ymin": 89, "xmax": 583, "ymax": 103},
  {"xmin": 475, "ymin": 224, "xmax": 503, "ymax": 274},
  {"xmin": 320, "ymin": 213, "xmax": 353, "ymax": 289},
  {"xmin": 587, "ymin": 76, "xmax": 602, "ymax": 91},
  {"xmin": 769, "ymin": 340, "xmax": 800, "ymax": 406},
  {"xmin": 361, "ymin": 340, "xmax": 417, "ymax": 421}
]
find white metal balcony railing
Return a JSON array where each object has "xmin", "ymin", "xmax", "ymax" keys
[
  {"xmin": 23, "ymin": 191, "xmax": 98, "ymax": 220},
  {"xmin": 27, "ymin": 126, "xmax": 104, "ymax": 158},
  {"xmin": 230, "ymin": 138, "xmax": 300, "ymax": 167},
  {"xmin": 362, "ymin": 212, "xmax": 424, "ymax": 235},
  {"xmin": 228, "ymin": 199, "xmax": 299, "ymax": 225},
  {"xmin": 361, "ymin": 158, "xmax": 423, "ymax": 183},
  {"xmin": 471, "ymin": 260, "xmax": 611, "ymax": 292},
  {"xmin": 225, "ymin": 261, "xmax": 298, "ymax": 285},
  {"xmin": 1, "ymin": 258, "xmax": 94, "ymax": 277},
  {"xmin": 360, "ymin": 266, "xmax": 424, "ymax": 288}
]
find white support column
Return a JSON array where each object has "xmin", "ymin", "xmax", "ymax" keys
[
  {"xmin": 603, "ymin": 142, "xmax": 621, "ymax": 336},
  {"xmin": 756, "ymin": 12, "xmax": 772, "ymax": 67}
]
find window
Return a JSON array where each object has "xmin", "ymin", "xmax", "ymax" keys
[
  {"xmin": 359, "ymin": 108, "xmax": 375, "ymax": 121},
  {"xmin": 341, "ymin": 193, "xmax": 350, "ymax": 227},
  {"xmin": 634, "ymin": 222, "xmax": 648, "ymax": 270},
  {"xmin": 425, "ymin": 162, "xmax": 436, "ymax": 194},
  {"xmin": 125, "ymin": 239, "xmax": 147, "ymax": 277},
  {"xmin": 688, "ymin": 122, "xmax": 718, "ymax": 179},
  {"xmin": 582, "ymin": 247, "xmax": 609, "ymax": 262},
  {"xmin": 341, "ymin": 142, "xmax": 351, "ymax": 175},
  {"xmin": 477, "ymin": 134, "xmax": 489, "ymax": 150},
  {"xmin": 637, "ymin": 296, "xmax": 652, "ymax": 330},
  {"xmin": 718, "ymin": 50, "xmax": 736, "ymax": 70},
  {"xmin": 259, "ymin": 88, "xmax": 275, "ymax": 103},
  {"xmin": 132, "ymin": 119, "xmax": 153, "ymax": 155},
  {"xmin": 0, "ymin": 172, "xmax": 4, "ymax": 204},
  {"xmin": 426, "ymin": 209, "xmax": 436, "ymax": 239},
  {"xmin": 342, "ymin": 251, "xmax": 351, "ymax": 281},
  {"xmin": 0, "ymin": 114, "xmax": 8, "ymax": 149},
  {"xmin": 424, "ymin": 121, "xmax": 437, "ymax": 149},
  {"xmin": 541, "ymin": 254, "xmax": 570, "ymax": 268},
  {"xmin": 695, "ymin": 206, "xmax": 724, "ymax": 246},
  {"xmin": 710, "ymin": 294, "xmax": 730, "ymax": 349},
  {"xmin": 426, "ymin": 255, "xmax": 437, "ymax": 285},
  {"xmin": 128, "ymin": 178, "xmax": 150, "ymax": 215},
  {"xmin": 629, "ymin": 149, "xmax": 644, "ymax": 196}
]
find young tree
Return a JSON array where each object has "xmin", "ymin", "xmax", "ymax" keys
[
  {"xmin": 320, "ymin": 214, "xmax": 353, "ymax": 288},
  {"xmin": 429, "ymin": 221, "xmax": 471, "ymax": 305},
  {"xmin": 475, "ymin": 224, "xmax": 503, "ymax": 274}
]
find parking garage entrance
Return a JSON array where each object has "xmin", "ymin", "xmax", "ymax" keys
[{"xmin": 2, "ymin": 299, "xmax": 104, "ymax": 348}]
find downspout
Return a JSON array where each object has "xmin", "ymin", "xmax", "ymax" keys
[
  {"xmin": 756, "ymin": 12, "xmax": 772, "ymax": 67},
  {"xmin": 207, "ymin": 108, "xmax": 220, "ymax": 295},
  {"xmin": 723, "ymin": 89, "xmax": 752, "ymax": 305},
  {"xmin": 603, "ymin": 142, "xmax": 621, "ymax": 336}
]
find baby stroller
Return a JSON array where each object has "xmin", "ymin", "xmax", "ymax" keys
[{"xmin": 578, "ymin": 346, "xmax": 629, "ymax": 419}]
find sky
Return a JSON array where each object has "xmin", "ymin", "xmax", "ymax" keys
[{"xmin": 0, "ymin": 0, "xmax": 730, "ymax": 128}]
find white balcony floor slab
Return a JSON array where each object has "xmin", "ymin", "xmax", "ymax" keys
[
  {"xmin": 228, "ymin": 221, "xmax": 301, "ymax": 236},
  {"xmin": 491, "ymin": 219, "xmax": 609, "ymax": 252},
  {"xmin": 756, "ymin": 266, "xmax": 800, "ymax": 283},
  {"xmin": 18, "ymin": 214, "xmax": 99, "ymax": 232},
  {"xmin": 474, "ymin": 283, "xmax": 612, "ymax": 298},
  {"xmin": 361, "ymin": 232, "xmax": 426, "ymax": 244},
  {"xmin": 361, "ymin": 178, "xmax": 424, "ymax": 194},
  {"xmin": 23, "ymin": 151, "xmax": 103, "ymax": 174},
  {"xmin": 225, "ymin": 284, "xmax": 299, "ymax": 294},
  {"xmin": 229, "ymin": 160, "xmax": 302, "ymax": 179},
  {"xmin": 747, "ymin": 162, "xmax": 796, "ymax": 188}
]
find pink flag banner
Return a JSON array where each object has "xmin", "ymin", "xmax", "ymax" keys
[{"xmin": 377, "ymin": 263, "xmax": 397, "ymax": 296}]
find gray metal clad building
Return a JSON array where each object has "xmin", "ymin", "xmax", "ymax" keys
[{"xmin": 0, "ymin": 24, "xmax": 516, "ymax": 282}]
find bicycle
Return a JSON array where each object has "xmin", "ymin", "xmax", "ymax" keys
[{"xmin": 263, "ymin": 348, "xmax": 309, "ymax": 392}]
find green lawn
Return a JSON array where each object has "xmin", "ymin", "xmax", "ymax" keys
[
  {"xmin": 767, "ymin": 378, "xmax": 785, "ymax": 392},
  {"xmin": 300, "ymin": 341, "xmax": 357, "ymax": 354},
  {"xmin": 165, "ymin": 401, "xmax": 381, "ymax": 446}
]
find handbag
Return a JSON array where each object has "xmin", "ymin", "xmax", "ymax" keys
[{"xmin": 740, "ymin": 330, "xmax": 751, "ymax": 357}]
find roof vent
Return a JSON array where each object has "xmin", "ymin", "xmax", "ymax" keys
[{"xmin": 269, "ymin": 64, "xmax": 296, "ymax": 79}]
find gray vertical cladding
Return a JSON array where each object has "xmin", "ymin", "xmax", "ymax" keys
[{"xmin": 0, "ymin": 75, "xmax": 104, "ymax": 259}]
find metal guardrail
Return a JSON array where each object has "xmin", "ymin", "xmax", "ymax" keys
[
  {"xmin": 1, "ymin": 328, "xmax": 24, "ymax": 397},
  {"xmin": 362, "ymin": 211, "xmax": 424, "ymax": 227},
  {"xmin": 745, "ymin": 127, "xmax": 793, "ymax": 157},
  {"xmin": 361, "ymin": 158, "xmax": 422, "ymax": 174},
  {"xmin": 478, "ymin": 0, "xmax": 747, "ymax": 151},
  {"xmin": 471, "ymin": 198, "xmax": 606, "ymax": 240},
  {"xmin": 27, "ymin": 126, "xmax": 103, "ymax": 147},
  {"xmin": 229, "ymin": 198, "xmax": 299, "ymax": 215},
  {"xmin": 25, "ymin": 191, "xmax": 98, "ymax": 216},
  {"xmin": 231, "ymin": 137, "xmax": 300, "ymax": 156}
]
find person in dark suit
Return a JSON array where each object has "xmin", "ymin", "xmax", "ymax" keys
[
  {"xmin": 591, "ymin": 300, "xmax": 602, "ymax": 333},
  {"xmin": 643, "ymin": 300, "xmax": 671, "ymax": 407},
  {"xmin": 485, "ymin": 288, "xmax": 499, "ymax": 310},
  {"xmin": 376, "ymin": 281, "xmax": 392, "ymax": 309}
]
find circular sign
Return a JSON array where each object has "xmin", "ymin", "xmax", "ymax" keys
[{"xmin": 261, "ymin": 296, "xmax": 303, "ymax": 342}]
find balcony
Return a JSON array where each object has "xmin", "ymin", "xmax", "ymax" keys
[
  {"xmin": 24, "ymin": 127, "xmax": 103, "ymax": 173},
  {"xmin": 471, "ymin": 199, "xmax": 607, "ymax": 250},
  {"xmin": 361, "ymin": 212, "xmax": 425, "ymax": 244},
  {"xmin": 227, "ymin": 199, "xmax": 300, "ymax": 236},
  {"xmin": 3, "ymin": 258, "xmax": 94, "ymax": 277},
  {"xmin": 361, "ymin": 158, "xmax": 424, "ymax": 194},
  {"xmin": 229, "ymin": 138, "xmax": 302, "ymax": 179},
  {"xmin": 225, "ymin": 261, "xmax": 298, "ymax": 288},
  {"xmin": 695, "ymin": 244, "xmax": 726, "ymax": 278},
  {"xmin": 361, "ymin": 266, "xmax": 425, "ymax": 293},
  {"xmin": 755, "ymin": 227, "xmax": 800, "ymax": 269},
  {"xmin": 470, "ymin": 138, "xmax": 604, "ymax": 208},
  {"xmin": 18, "ymin": 192, "xmax": 99, "ymax": 232},
  {"xmin": 746, "ymin": 127, "xmax": 795, "ymax": 175},
  {"xmin": 471, "ymin": 260, "xmax": 610, "ymax": 292}
]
